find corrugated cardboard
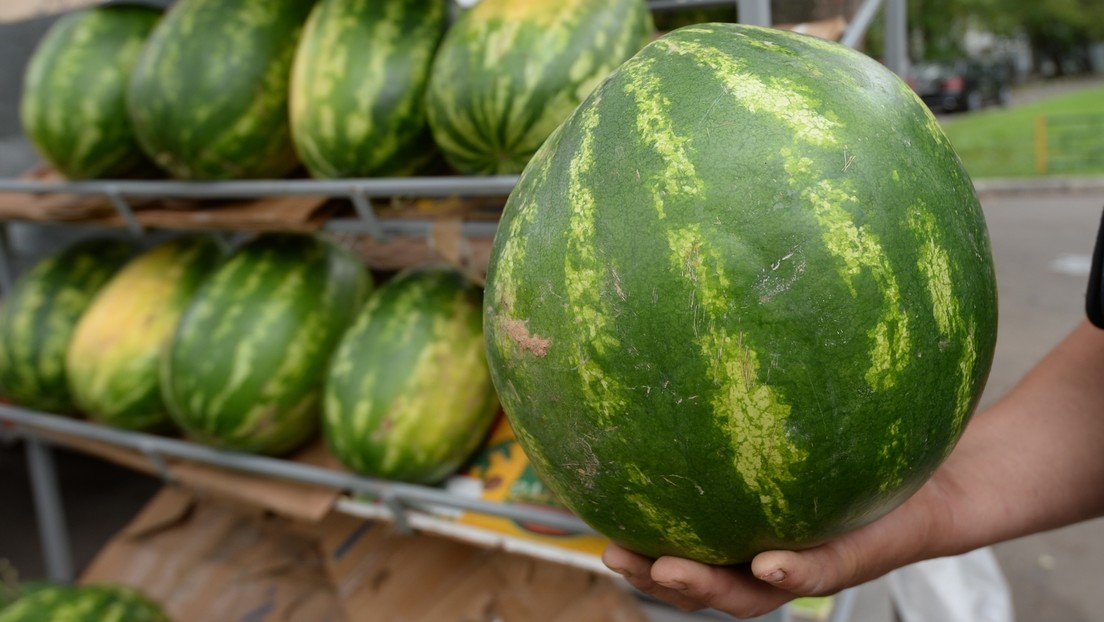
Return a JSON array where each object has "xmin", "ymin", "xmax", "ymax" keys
[
  {"xmin": 82, "ymin": 487, "xmax": 648, "ymax": 622},
  {"xmin": 317, "ymin": 511, "xmax": 648, "ymax": 622},
  {"xmin": 80, "ymin": 487, "xmax": 344, "ymax": 622}
]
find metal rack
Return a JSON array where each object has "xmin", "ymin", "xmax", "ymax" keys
[
  {"xmin": 0, "ymin": 2, "xmax": 905, "ymax": 618},
  {"xmin": 2, "ymin": 404, "xmax": 868, "ymax": 622}
]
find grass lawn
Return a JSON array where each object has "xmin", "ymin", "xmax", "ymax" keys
[{"xmin": 939, "ymin": 84, "xmax": 1104, "ymax": 178}]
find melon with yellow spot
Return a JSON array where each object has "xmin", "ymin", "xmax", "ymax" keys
[
  {"xmin": 483, "ymin": 23, "xmax": 997, "ymax": 564},
  {"xmin": 66, "ymin": 235, "xmax": 226, "ymax": 431}
]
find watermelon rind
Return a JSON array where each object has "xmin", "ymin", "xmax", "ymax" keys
[
  {"xmin": 162, "ymin": 233, "xmax": 370, "ymax": 455},
  {"xmin": 20, "ymin": 4, "xmax": 162, "ymax": 180},
  {"xmin": 66, "ymin": 235, "xmax": 226, "ymax": 432},
  {"xmin": 324, "ymin": 265, "xmax": 499, "ymax": 484},
  {"xmin": 290, "ymin": 0, "xmax": 448, "ymax": 178},
  {"xmin": 127, "ymin": 0, "xmax": 315, "ymax": 180},
  {"xmin": 483, "ymin": 23, "xmax": 998, "ymax": 564},
  {"xmin": 424, "ymin": 0, "xmax": 655, "ymax": 175},
  {"xmin": 0, "ymin": 238, "xmax": 134, "ymax": 414},
  {"xmin": 0, "ymin": 584, "xmax": 169, "ymax": 622}
]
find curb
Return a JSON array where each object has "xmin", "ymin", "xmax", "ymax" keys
[{"xmin": 973, "ymin": 176, "xmax": 1104, "ymax": 195}]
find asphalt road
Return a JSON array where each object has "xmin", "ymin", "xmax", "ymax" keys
[{"xmin": 976, "ymin": 188, "xmax": 1104, "ymax": 622}]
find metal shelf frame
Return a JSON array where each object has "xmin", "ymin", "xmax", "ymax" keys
[
  {"xmin": 0, "ymin": 404, "xmax": 597, "ymax": 540},
  {"xmin": 0, "ymin": 175, "xmax": 520, "ymax": 240},
  {"xmin": 0, "ymin": 4, "xmax": 901, "ymax": 618}
]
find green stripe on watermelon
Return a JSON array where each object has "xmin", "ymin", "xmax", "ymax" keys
[
  {"xmin": 290, "ymin": 0, "xmax": 447, "ymax": 178},
  {"xmin": 20, "ymin": 4, "xmax": 162, "ymax": 180},
  {"xmin": 324, "ymin": 265, "xmax": 498, "ymax": 484},
  {"xmin": 66, "ymin": 236, "xmax": 226, "ymax": 431},
  {"xmin": 163, "ymin": 233, "xmax": 370, "ymax": 455},
  {"xmin": 424, "ymin": 0, "xmax": 654, "ymax": 175},
  {"xmin": 127, "ymin": 0, "xmax": 314, "ymax": 180},
  {"xmin": 484, "ymin": 23, "xmax": 997, "ymax": 564},
  {"xmin": 0, "ymin": 239, "xmax": 134, "ymax": 413}
]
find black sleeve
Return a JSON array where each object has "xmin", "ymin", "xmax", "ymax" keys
[{"xmin": 1086, "ymin": 207, "xmax": 1104, "ymax": 329}]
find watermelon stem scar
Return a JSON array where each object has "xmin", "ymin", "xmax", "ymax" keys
[{"xmin": 504, "ymin": 318, "xmax": 552, "ymax": 356}]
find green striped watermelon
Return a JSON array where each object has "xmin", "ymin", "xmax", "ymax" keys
[
  {"xmin": 0, "ymin": 584, "xmax": 168, "ymax": 622},
  {"xmin": 483, "ymin": 24, "xmax": 998, "ymax": 564},
  {"xmin": 324, "ymin": 265, "xmax": 498, "ymax": 484},
  {"xmin": 163, "ymin": 233, "xmax": 370, "ymax": 455},
  {"xmin": 424, "ymin": 0, "xmax": 654, "ymax": 175},
  {"xmin": 0, "ymin": 239, "xmax": 134, "ymax": 413},
  {"xmin": 290, "ymin": 0, "xmax": 447, "ymax": 178},
  {"xmin": 126, "ymin": 0, "xmax": 314, "ymax": 180},
  {"xmin": 21, "ymin": 4, "xmax": 162, "ymax": 180},
  {"xmin": 67, "ymin": 236, "xmax": 226, "ymax": 432}
]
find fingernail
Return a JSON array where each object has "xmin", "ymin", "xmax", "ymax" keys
[
  {"xmin": 761, "ymin": 569, "xmax": 787, "ymax": 583},
  {"xmin": 657, "ymin": 580, "xmax": 687, "ymax": 591},
  {"xmin": 609, "ymin": 567, "xmax": 631, "ymax": 579}
]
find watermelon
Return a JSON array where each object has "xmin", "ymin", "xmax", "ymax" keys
[
  {"xmin": 0, "ymin": 584, "xmax": 168, "ymax": 622},
  {"xmin": 324, "ymin": 266, "xmax": 498, "ymax": 484},
  {"xmin": 163, "ymin": 233, "xmax": 370, "ymax": 455},
  {"xmin": 20, "ymin": 4, "xmax": 162, "ymax": 180},
  {"xmin": 127, "ymin": 0, "xmax": 314, "ymax": 180},
  {"xmin": 483, "ymin": 24, "xmax": 998, "ymax": 564},
  {"xmin": 66, "ymin": 236, "xmax": 226, "ymax": 432},
  {"xmin": 289, "ymin": 0, "xmax": 447, "ymax": 178},
  {"xmin": 0, "ymin": 239, "xmax": 134, "ymax": 413},
  {"xmin": 424, "ymin": 0, "xmax": 654, "ymax": 175}
]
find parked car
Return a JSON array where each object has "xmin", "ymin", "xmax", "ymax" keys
[{"xmin": 907, "ymin": 59, "xmax": 1013, "ymax": 113}]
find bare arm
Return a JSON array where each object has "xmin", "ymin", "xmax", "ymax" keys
[{"xmin": 603, "ymin": 320, "xmax": 1104, "ymax": 618}]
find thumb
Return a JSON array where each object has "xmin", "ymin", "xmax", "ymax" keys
[{"xmin": 751, "ymin": 540, "xmax": 864, "ymax": 596}]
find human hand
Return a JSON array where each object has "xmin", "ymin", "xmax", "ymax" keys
[
  {"xmin": 600, "ymin": 471, "xmax": 956, "ymax": 618},
  {"xmin": 601, "ymin": 540, "xmax": 861, "ymax": 619}
]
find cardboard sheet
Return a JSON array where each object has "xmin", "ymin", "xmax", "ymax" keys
[
  {"xmin": 81, "ymin": 487, "xmax": 343, "ymax": 622},
  {"xmin": 81, "ymin": 488, "xmax": 648, "ymax": 621}
]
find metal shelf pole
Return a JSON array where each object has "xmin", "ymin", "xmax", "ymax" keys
[
  {"xmin": 884, "ymin": 0, "xmax": 909, "ymax": 77},
  {"xmin": 24, "ymin": 436, "xmax": 74, "ymax": 583}
]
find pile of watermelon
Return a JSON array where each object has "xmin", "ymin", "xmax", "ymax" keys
[
  {"xmin": 21, "ymin": 0, "xmax": 655, "ymax": 180},
  {"xmin": 0, "ymin": 233, "xmax": 499, "ymax": 483},
  {"xmin": 11, "ymin": 0, "xmax": 999, "ymax": 571}
]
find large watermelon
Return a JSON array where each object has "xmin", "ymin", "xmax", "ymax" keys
[
  {"xmin": 424, "ymin": 0, "xmax": 654, "ymax": 175},
  {"xmin": 163, "ymin": 233, "xmax": 370, "ymax": 455},
  {"xmin": 67, "ymin": 236, "xmax": 225, "ymax": 432},
  {"xmin": 0, "ymin": 239, "xmax": 134, "ymax": 413},
  {"xmin": 324, "ymin": 265, "xmax": 498, "ymax": 483},
  {"xmin": 127, "ymin": 0, "xmax": 314, "ymax": 180},
  {"xmin": 289, "ymin": 0, "xmax": 447, "ymax": 178},
  {"xmin": 0, "ymin": 584, "xmax": 168, "ymax": 622},
  {"xmin": 483, "ymin": 24, "xmax": 998, "ymax": 564},
  {"xmin": 20, "ymin": 4, "xmax": 162, "ymax": 180}
]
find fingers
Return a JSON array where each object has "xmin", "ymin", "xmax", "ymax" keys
[
  {"xmin": 602, "ymin": 544, "xmax": 708, "ymax": 611},
  {"xmin": 603, "ymin": 544, "xmax": 796, "ymax": 618},
  {"xmin": 649, "ymin": 556, "xmax": 797, "ymax": 618}
]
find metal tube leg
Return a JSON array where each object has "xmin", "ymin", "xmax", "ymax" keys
[{"xmin": 25, "ymin": 437, "xmax": 74, "ymax": 583}]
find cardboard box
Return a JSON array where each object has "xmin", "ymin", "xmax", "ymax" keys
[{"xmin": 81, "ymin": 487, "xmax": 648, "ymax": 622}]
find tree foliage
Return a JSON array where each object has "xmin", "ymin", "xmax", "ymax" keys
[{"xmin": 867, "ymin": 0, "xmax": 1101, "ymax": 75}]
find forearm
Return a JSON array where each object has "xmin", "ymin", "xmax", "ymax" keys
[
  {"xmin": 605, "ymin": 320, "xmax": 1104, "ymax": 616},
  {"xmin": 931, "ymin": 319, "xmax": 1104, "ymax": 554}
]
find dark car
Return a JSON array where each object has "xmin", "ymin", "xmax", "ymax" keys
[{"xmin": 907, "ymin": 59, "xmax": 1013, "ymax": 113}]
